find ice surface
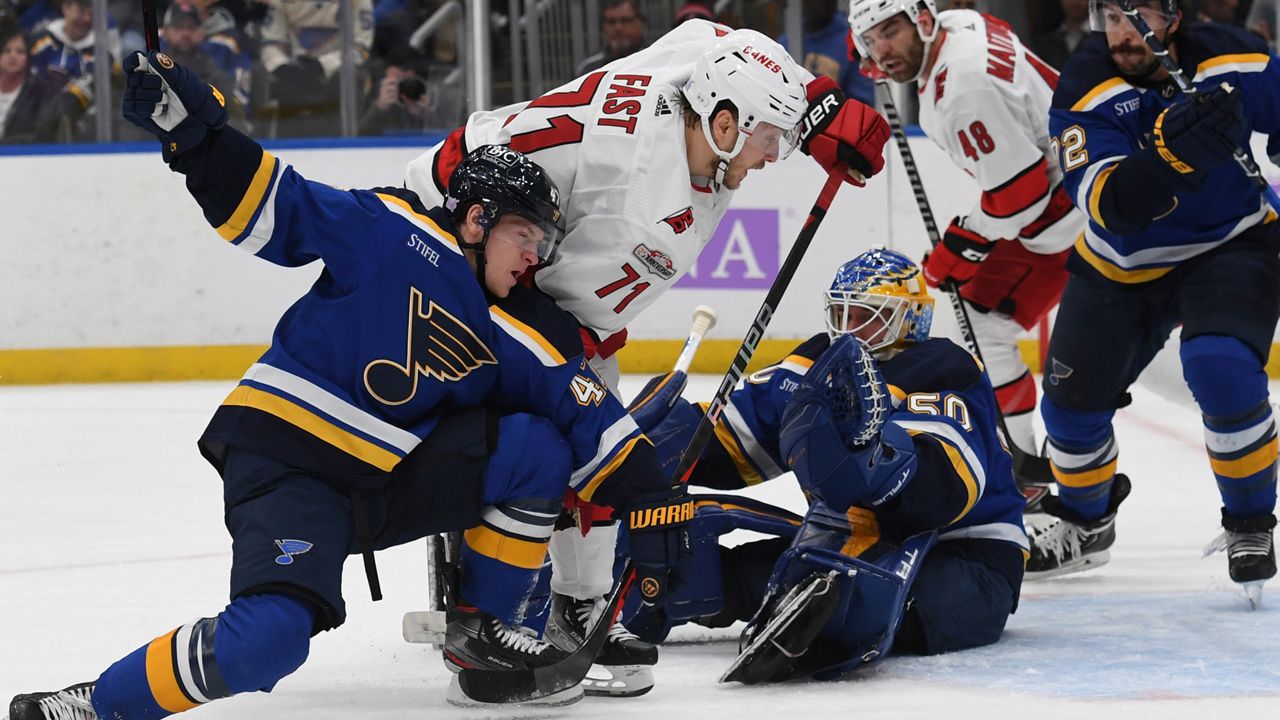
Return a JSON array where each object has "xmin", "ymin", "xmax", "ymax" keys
[{"xmin": 3, "ymin": 376, "xmax": 1279, "ymax": 718}]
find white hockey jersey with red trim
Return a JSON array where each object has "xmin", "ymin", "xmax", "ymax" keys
[
  {"xmin": 406, "ymin": 20, "xmax": 809, "ymax": 337},
  {"xmin": 917, "ymin": 10, "xmax": 1081, "ymax": 253}
]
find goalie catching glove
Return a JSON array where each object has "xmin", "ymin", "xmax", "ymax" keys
[
  {"xmin": 800, "ymin": 75, "xmax": 890, "ymax": 185},
  {"xmin": 123, "ymin": 51, "xmax": 228, "ymax": 161},
  {"xmin": 921, "ymin": 218, "xmax": 994, "ymax": 288},
  {"xmin": 780, "ymin": 335, "xmax": 917, "ymax": 511}
]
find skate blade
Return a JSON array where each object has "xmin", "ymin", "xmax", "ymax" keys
[
  {"xmin": 446, "ymin": 675, "xmax": 584, "ymax": 708},
  {"xmin": 1241, "ymin": 580, "xmax": 1266, "ymax": 610},
  {"xmin": 1025, "ymin": 550, "xmax": 1111, "ymax": 581},
  {"xmin": 581, "ymin": 664, "xmax": 655, "ymax": 698}
]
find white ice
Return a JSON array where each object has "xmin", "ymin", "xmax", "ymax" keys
[{"xmin": 3, "ymin": 375, "xmax": 1279, "ymax": 719}]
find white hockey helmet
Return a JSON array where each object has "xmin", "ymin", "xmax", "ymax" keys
[
  {"xmin": 683, "ymin": 29, "xmax": 808, "ymax": 185},
  {"xmin": 848, "ymin": 0, "xmax": 940, "ymax": 79}
]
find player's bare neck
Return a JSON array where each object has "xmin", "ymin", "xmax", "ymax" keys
[
  {"xmin": 921, "ymin": 29, "xmax": 947, "ymax": 84},
  {"xmin": 684, "ymin": 121, "xmax": 718, "ymax": 180}
]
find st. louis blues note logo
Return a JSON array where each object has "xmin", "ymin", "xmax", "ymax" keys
[
  {"xmin": 274, "ymin": 539, "xmax": 313, "ymax": 566},
  {"xmin": 1048, "ymin": 358, "xmax": 1074, "ymax": 387},
  {"xmin": 365, "ymin": 287, "xmax": 497, "ymax": 405}
]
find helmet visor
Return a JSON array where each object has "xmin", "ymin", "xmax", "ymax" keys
[
  {"xmin": 1088, "ymin": 0, "xmax": 1176, "ymax": 33},
  {"xmin": 497, "ymin": 211, "xmax": 565, "ymax": 264},
  {"xmin": 741, "ymin": 119, "xmax": 802, "ymax": 163}
]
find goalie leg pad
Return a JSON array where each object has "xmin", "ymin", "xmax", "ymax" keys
[{"xmin": 893, "ymin": 540, "xmax": 1022, "ymax": 656}]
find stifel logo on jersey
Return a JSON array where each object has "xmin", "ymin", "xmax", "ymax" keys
[
  {"xmin": 659, "ymin": 206, "xmax": 695, "ymax": 235},
  {"xmin": 633, "ymin": 243, "xmax": 677, "ymax": 279}
]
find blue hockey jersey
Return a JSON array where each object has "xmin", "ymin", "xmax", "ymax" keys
[
  {"xmin": 1049, "ymin": 24, "xmax": 1280, "ymax": 284},
  {"xmin": 177, "ymin": 127, "xmax": 661, "ymax": 508},
  {"xmin": 661, "ymin": 335, "xmax": 1027, "ymax": 554}
]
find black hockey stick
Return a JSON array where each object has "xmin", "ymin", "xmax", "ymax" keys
[
  {"xmin": 140, "ymin": 0, "xmax": 160, "ymax": 52},
  {"xmin": 669, "ymin": 171, "xmax": 845, "ymax": 486},
  {"xmin": 875, "ymin": 80, "xmax": 1054, "ymax": 508},
  {"xmin": 455, "ymin": 560, "xmax": 633, "ymax": 703},
  {"xmin": 1115, "ymin": 0, "xmax": 1280, "ymax": 209}
]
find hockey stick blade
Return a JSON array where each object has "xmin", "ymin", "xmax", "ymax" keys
[{"xmin": 455, "ymin": 562, "xmax": 632, "ymax": 704}]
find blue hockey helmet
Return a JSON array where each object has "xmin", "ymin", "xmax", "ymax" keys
[{"xmin": 824, "ymin": 248, "xmax": 933, "ymax": 354}]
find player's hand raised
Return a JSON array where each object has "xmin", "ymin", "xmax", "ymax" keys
[
  {"xmin": 1151, "ymin": 84, "xmax": 1243, "ymax": 186},
  {"xmin": 922, "ymin": 218, "xmax": 994, "ymax": 288},
  {"xmin": 799, "ymin": 75, "xmax": 889, "ymax": 186},
  {"xmin": 123, "ymin": 51, "xmax": 228, "ymax": 161}
]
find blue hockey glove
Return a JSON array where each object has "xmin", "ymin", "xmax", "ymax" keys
[
  {"xmin": 1150, "ymin": 84, "xmax": 1243, "ymax": 186},
  {"xmin": 624, "ymin": 486, "xmax": 694, "ymax": 606},
  {"xmin": 780, "ymin": 334, "xmax": 917, "ymax": 510},
  {"xmin": 627, "ymin": 371, "xmax": 700, "ymax": 477},
  {"xmin": 123, "ymin": 51, "xmax": 228, "ymax": 161}
]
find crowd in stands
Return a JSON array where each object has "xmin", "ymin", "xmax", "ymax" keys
[{"xmin": 0, "ymin": 0, "xmax": 1274, "ymax": 146}]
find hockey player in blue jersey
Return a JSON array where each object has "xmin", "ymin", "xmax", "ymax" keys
[
  {"xmin": 1031, "ymin": 0, "xmax": 1279, "ymax": 605},
  {"xmin": 623, "ymin": 249, "xmax": 1027, "ymax": 682},
  {"xmin": 7, "ymin": 51, "xmax": 695, "ymax": 718}
]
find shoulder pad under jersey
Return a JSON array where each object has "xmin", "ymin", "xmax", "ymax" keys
[
  {"xmin": 490, "ymin": 284, "xmax": 585, "ymax": 361},
  {"xmin": 880, "ymin": 338, "xmax": 983, "ymax": 394}
]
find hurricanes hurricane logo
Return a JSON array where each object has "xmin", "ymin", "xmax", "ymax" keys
[
  {"xmin": 659, "ymin": 207, "xmax": 694, "ymax": 235},
  {"xmin": 364, "ymin": 287, "xmax": 497, "ymax": 405},
  {"xmin": 274, "ymin": 539, "xmax": 313, "ymax": 566}
]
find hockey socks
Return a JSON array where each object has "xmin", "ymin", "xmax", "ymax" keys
[{"xmin": 92, "ymin": 594, "xmax": 314, "ymax": 719}]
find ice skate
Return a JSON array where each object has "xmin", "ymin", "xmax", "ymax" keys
[
  {"xmin": 1203, "ymin": 511, "xmax": 1276, "ymax": 610},
  {"xmin": 442, "ymin": 606, "xmax": 582, "ymax": 707},
  {"xmin": 1026, "ymin": 474, "xmax": 1130, "ymax": 580},
  {"xmin": 545, "ymin": 592, "xmax": 657, "ymax": 697},
  {"xmin": 8, "ymin": 682, "xmax": 97, "ymax": 720}
]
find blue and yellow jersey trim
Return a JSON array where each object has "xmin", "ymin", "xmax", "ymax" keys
[
  {"xmin": 895, "ymin": 418, "xmax": 986, "ymax": 524},
  {"xmin": 489, "ymin": 305, "xmax": 567, "ymax": 367},
  {"xmin": 1070, "ymin": 76, "xmax": 1130, "ymax": 113},
  {"xmin": 570, "ymin": 415, "xmax": 646, "ymax": 502},
  {"xmin": 217, "ymin": 150, "xmax": 280, "ymax": 251},
  {"xmin": 1193, "ymin": 52, "xmax": 1271, "ymax": 82},
  {"xmin": 377, "ymin": 192, "xmax": 461, "ymax": 253},
  {"xmin": 222, "ymin": 362, "xmax": 421, "ymax": 472}
]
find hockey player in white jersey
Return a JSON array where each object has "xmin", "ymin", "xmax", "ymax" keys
[
  {"xmin": 406, "ymin": 19, "xmax": 892, "ymax": 696},
  {"xmin": 850, "ymin": 0, "xmax": 1083, "ymax": 456}
]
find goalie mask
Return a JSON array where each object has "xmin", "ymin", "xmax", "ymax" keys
[{"xmin": 825, "ymin": 248, "xmax": 934, "ymax": 355}]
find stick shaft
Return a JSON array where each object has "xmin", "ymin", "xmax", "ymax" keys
[
  {"xmin": 669, "ymin": 172, "xmax": 844, "ymax": 486},
  {"xmin": 673, "ymin": 307, "xmax": 717, "ymax": 374},
  {"xmin": 141, "ymin": 0, "xmax": 160, "ymax": 52}
]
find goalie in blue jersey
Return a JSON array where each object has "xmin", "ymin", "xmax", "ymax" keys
[
  {"xmin": 8, "ymin": 52, "xmax": 694, "ymax": 719},
  {"xmin": 623, "ymin": 248, "xmax": 1027, "ymax": 683}
]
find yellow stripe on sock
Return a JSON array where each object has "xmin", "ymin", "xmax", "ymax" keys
[{"xmin": 145, "ymin": 629, "xmax": 199, "ymax": 714}]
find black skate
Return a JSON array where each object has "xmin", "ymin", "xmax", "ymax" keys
[
  {"xmin": 8, "ymin": 682, "xmax": 97, "ymax": 720},
  {"xmin": 443, "ymin": 606, "xmax": 582, "ymax": 707},
  {"xmin": 1203, "ymin": 510, "xmax": 1277, "ymax": 609},
  {"xmin": 720, "ymin": 570, "xmax": 842, "ymax": 685},
  {"xmin": 1026, "ymin": 474, "xmax": 1131, "ymax": 580},
  {"xmin": 545, "ymin": 592, "xmax": 657, "ymax": 697}
]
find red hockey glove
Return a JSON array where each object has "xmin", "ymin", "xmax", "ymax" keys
[
  {"xmin": 922, "ymin": 218, "xmax": 995, "ymax": 288},
  {"xmin": 799, "ymin": 75, "xmax": 889, "ymax": 185}
]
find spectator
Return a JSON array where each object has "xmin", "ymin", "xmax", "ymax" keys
[
  {"xmin": 674, "ymin": 1, "xmax": 714, "ymax": 25},
  {"xmin": 778, "ymin": 0, "xmax": 874, "ymax": 107},
  {"xmin": 259, "ymin": 0, "xmax": 373, "ymax": 137},
  {"xmin": 185, "ymin": 0, "xmax": 253, "ymax": 113},
  {"xmin": 160, "ymin": 1, "xmax": 246, "ymax": 127},
  {"xmin": 358, "ymin": 43, "xmax": 455, "ymax": 135},
  {"xmin": 1247, "ymin": 0, "xmax": 1277, "ymax": 45},
  {"xmin": 1030, "ymin": 0, "xmax": 1089, "ymax": 69},
  {"xmin": 576, "ymin": 0, "xmax": 646, "ymax": 75},
  {"xmin": 1196, "ymin": 0, "xmax": 1243, "ymax": 23},
  {"xmin": 0, "ymin": 21, "xmax": 63, "ymax": 142},
  {"xmin": 29, "ymin": 0, "xmax": 119, "ymax": 80}
]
